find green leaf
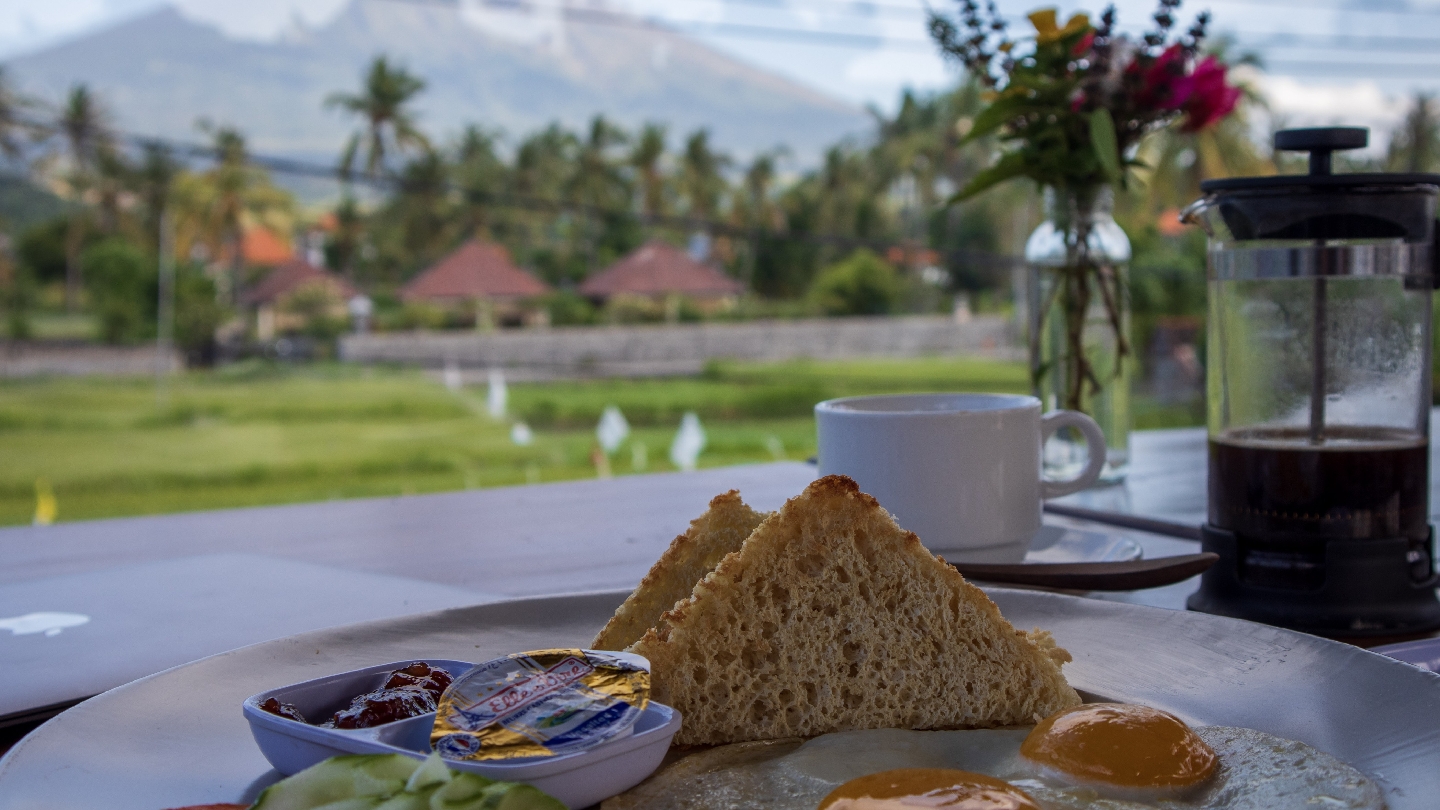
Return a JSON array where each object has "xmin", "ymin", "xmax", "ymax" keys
[
  {"xmin": 965, "ymin": 96, "xmax": 1034, "ymax": 142},
  {"xmin": 1088, "ymin": 109, "xmax": 1121, "ymax": 183},
  {"xmin": 948, "ymin": 152, "xmax": 1030, "ymax": 203}
]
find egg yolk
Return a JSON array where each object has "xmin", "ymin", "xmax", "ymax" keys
[
  {"xmin": 818, "ymin": 768, "xmax": 1040, "ymax": 810},
  {"xmin": 1020, "ymin": 703, "xmax": 1218, "ymax": 790}
]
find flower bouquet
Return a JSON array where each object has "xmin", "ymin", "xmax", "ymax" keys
[{"xmin": 930, "ymin": 0, "xmax": 1240, "ymax": 478}]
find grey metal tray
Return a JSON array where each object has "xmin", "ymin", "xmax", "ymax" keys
[{"xmin": 0, "ymin": 588, "xmax": 1436, "ymax": 809}]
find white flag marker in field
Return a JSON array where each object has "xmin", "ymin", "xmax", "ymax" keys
[
  {"xmin": 487, "ymin": 368, "xmax": 507, "ymax": 419},
  {"xmin": 670, "ymin": 411, "xmax": 706, "ymax": 472},
  {"xmin": 596, "ymin": 405, "xmax": 630, "ymax": 454}
]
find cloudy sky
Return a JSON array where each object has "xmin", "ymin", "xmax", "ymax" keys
[{"xmin": 0, "ymin": 0, "xmax": 1437, "ymax": 148}]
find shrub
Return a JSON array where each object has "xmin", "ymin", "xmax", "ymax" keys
[
  {"xmin": 83, "ymin": 239, "xmax": 155, "ymax": 344},
  {"xmin": 808, "ymin": 249, "xmax": 901, "ymax": 316},
  {"xmin": 174, "ymin": 266, "xmax": 225, "ymax": 365},
  {"xmin": 538, "ymin": 291, "xmax": 597, "ymax": 326}
]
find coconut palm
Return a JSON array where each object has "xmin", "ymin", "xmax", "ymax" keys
[
  {"xmin": 734, "ymin": 149, "xmax": 786, "ymax": 285},
  {"xmin": 135, "ymin": 141, "xmax": 180, "ymax": 255},
  {"xmin": 326, "ymin": 56, "xmax": 430, "ymax": 179},
  {"xmin": 569, "ymin": 115, "xmax": 631, "ymax": 267},
  {"xmin": 679, "ymin": 130, "xmax": 729, "ymax": 222},
  {"xmin": 630, "ymin": 123, "xmax": 667, "ymax": 221},
  {"xmin": 173, "ymin": 122, "xmax": 293, "ymax": 304},
  {"xmin": 58, "ymin": 84, "xmax": 114, "ymax": 311},
  {"xmin": 453, "ymin": 125, "xmax": 506, "ymax": 238}
]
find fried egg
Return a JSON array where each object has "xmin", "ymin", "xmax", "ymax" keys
[
  {"xmin": 600, "ymin": 705, "xmax": 1384, "ymax": 810},
  {"xmin": 817, "ymin": 769, "xmax": 1040, "ymax": 809},
  {"xmin": 1019, "ymin": 703, "xmax": 1218, "ymax": 801}
]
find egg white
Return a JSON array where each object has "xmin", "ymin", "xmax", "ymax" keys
[{"xmin": 601, "ymin": 725, "xmax": 1384, "ymax": 810}]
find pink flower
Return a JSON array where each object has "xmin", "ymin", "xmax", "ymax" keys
[
  {"xmin": 1134, "ymin": 44, "xmax": 1190, "ymax": 110},
  {"xmin": 1180, "ymin": 57, "xmax": 1241, "ymax": 131},
  {"xmin": 1072, "ymin": 31, "xmax": 1095, "ymax": 57}
]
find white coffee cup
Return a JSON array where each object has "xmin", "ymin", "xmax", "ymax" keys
[{"xmin": 814, "ymin": 393, "xmax": 1105, "ymax": 563}]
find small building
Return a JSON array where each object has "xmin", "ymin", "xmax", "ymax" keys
[
  {"xmin": 401, "ymin": 240, "xmax": 551, "ymax": 327},
  {"xmin": 242, "ymin": 226, "xmax": 296, "ymax": 266},
  {"xmin": 580, "ymin": 241, "xmax": 743, "ymax": 315},
  {"xmin": 244, "ymin": 258, "xmax": 359, "ymax": 341}
]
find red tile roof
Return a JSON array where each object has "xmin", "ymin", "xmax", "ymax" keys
[
  {"xmin": 243, "ymin": 226, "xmax": 294, "ymax": 266},
  {"xmin": 402, "ymin": 240, "xmax": 550, "ymax": 302},
  {"xmin": 243, "ymin": 259, "xmax": 357, "ymax": 305},
  {"xmin": 579, "ymin": 241, "xmax": 744, "ymax": 299}
]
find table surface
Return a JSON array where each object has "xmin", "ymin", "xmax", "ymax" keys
[{"xmin": 4, "ymin": 421, "xmax": 1440, "ymax": 724}]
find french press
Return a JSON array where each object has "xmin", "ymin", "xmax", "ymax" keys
[{"xmin": 1181, "ymin": 127, "xmax": 1440, "ymax": 636}]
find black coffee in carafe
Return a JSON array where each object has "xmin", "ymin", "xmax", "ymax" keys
[
  {"xmin": 1209, "ymin": 427, "xmax": 1429, "ymax": 543},
  {"xmin": 1182, "ymin": 126, "xmax": 1440, "ymax": 635}
]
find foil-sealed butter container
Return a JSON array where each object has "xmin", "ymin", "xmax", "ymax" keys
[{"xmin": 431, "ymin": 648, "xmax": 650, "ymax": 762}]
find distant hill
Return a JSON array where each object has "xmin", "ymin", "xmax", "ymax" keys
[{"xmin": 7, "ymin": 1, "xmax": 870, "ymax": 170}]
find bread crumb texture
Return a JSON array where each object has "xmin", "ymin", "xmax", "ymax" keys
[
  {"xmin": 593, "ymin": 490, "xmax": 769, "ymax": 651},
  {"xmin": 629, "ymin": 475, "xmax": 1081, "ymax": 745}
]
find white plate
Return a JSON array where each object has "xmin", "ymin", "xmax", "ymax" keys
[
  {"xmin": 1026, "ymin": 524, "xmax": 1143, "ymax": 564},
  {"xmin": 1, "ymin": 589, "xmax": 1437, "ymax": 809}
]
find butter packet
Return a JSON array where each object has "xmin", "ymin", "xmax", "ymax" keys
[{"xmin": 431, "ymin": 649, "xmax": 650, "ymax": 762}]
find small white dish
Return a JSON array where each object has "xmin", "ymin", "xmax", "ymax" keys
[
  {"xmin": 242, "ymin": 659, "xmax": 681, "ymax": 809},
  {"xmin": 1025, "ymin": 525, "xmax": 1143, "ymax": 564}
]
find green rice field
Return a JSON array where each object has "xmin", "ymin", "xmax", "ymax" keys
[{"xmin": 0, "ymin": 356, "xmax": 1198, "ymax": 526}]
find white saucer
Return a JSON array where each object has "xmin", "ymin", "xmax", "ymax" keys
[{"xmin": 1024, "ymin": 525, "xmax": 1143, "ymax": 564}]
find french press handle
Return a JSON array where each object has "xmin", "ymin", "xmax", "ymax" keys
[{"xmin": 1274, "ymin": 127, "xmax": 1368, "ymax": 176}]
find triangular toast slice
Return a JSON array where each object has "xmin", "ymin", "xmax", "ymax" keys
[
  {"xmin": 629, "ymin": 475, "xmax": 1080, "ymax": 745},
  {"xmin": 593, "ymin": 490, "xmax": 769, "ymax": 651}
]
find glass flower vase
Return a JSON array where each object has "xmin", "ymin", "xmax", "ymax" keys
[{"xmin": 1025, "ymin": 185, "xmax": 1133, "ymax": 484}]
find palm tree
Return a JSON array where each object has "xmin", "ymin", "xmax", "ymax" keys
[
  {"xmin": 327, "ymin": 195, "xmax": 365, "ymax": 282},
  {"xmin": 511, "ymin": 124, "xmax": 578, "ymax": 274},
  {"xmin": 453, "ymin": 125, "xmax": 507, "ymax": 238},
  {"xmin": 736, "ymin": 149, "xmax": 786, "ymax": 286},
  {"xmin": 178, "ymin": 122, "xmax": 293, "ymax": 305},
  {"xmin": 136, "ymin": 141, "xmax": 180, "ymax": 255},
  {"xmin": 569, "ymin": 115, "xmax": 630, "ymax": 268},
  {"xmin": 326, "ymin": 56, "xmax": 430, "ymax": 179},
  {"xmin": 58, "ymin": 84, "xmax": 113, "ymax": 311},
  {"xmin": 630, "ymin": 123, "xmax": 667, "ymax": 222},
  {"xmin": 679, "ymin": 130, "xmax": 729, "ymax": 223},
  {"xmin": 393, "ymin": 148, "xmax": 451, "ymax": 268}
]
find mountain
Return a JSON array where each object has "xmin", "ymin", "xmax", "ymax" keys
[{"xmin": 7, "ymin": 1, "xmax": 870, "ymax": 168}]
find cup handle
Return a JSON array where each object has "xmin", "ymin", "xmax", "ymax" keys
[{"xmin": 1039, "ymin": 410, "xmax": 1106, "ymax": 499}]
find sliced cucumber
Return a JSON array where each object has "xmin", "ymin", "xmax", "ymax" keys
[
  {"xmin": 252, "ymin": 755, "xmax": 417, "ymax": 810},
  {"xmin": 249, "ymin": 753, "xmax": 563, "ymax": 810}
]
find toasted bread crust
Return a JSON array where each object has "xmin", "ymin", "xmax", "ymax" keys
[
  {"xmin": 593, "ymin": 490, "xmax": 768, "ymax": 651},
  {"xmin": 630, "ymin": 475, "xmax": 1081, "ymax": 745}
]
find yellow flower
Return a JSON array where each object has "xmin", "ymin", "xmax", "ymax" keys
[{"xmin": 1029, "ymin": 8, "xmax": 1090, "ymax": 45}]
